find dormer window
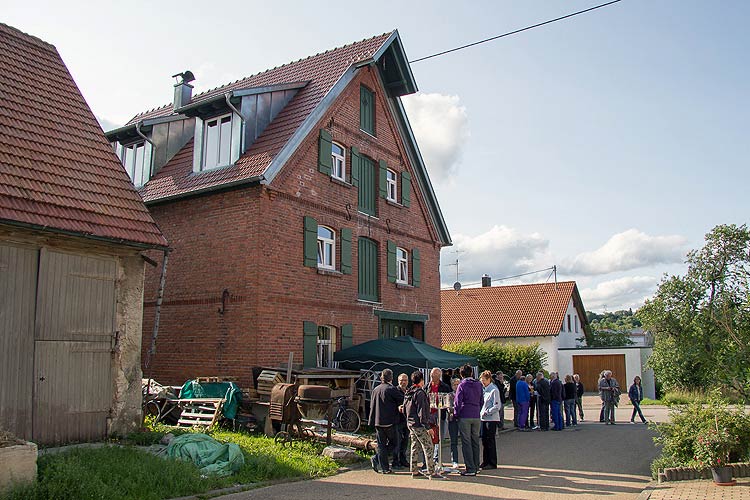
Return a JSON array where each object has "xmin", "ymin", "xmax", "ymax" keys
[
  {"xmin": 118, "ymin": 140, "xmax": 152, "ymax": 188},
  {"xmin": 203, "ymin": 113, "xmax": 234, "ymax": 170},
  {"xmin": 331, "ymin": 143, "xmax": 346, "ymax": 181}
]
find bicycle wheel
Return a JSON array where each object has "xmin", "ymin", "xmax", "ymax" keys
[
  {"xmin": 338, "ymin": 408, "xmax": 360, "ymax": 433},
  {"xmin": 143, "ymin": 400, "xmax": 161, "ymax": 419}
]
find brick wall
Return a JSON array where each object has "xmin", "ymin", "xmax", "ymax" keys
[{"xmin": 142, "ymin": 67, "xmax": 445, "ymax": 387}]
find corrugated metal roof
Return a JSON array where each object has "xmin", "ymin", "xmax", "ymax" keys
[
  {"xmin": 0, "ymin": 23, "xmax": 167, "ymax": 248},
  {"xmin": 131, "ymin": 33, "xmax": 393, "ymax": 203},
  {"xmin": 441, "ymin": 281, "xmax": 583, "ymax": 345}
]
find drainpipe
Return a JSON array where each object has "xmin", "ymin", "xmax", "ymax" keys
[
  {"xmin": 135, "ymin": 121, "xmax": 154, "ymax": 146},
  {"xmin": 224, "ymin": 93, "xmax": 244, "ymax": 121},
  {"xmin": 144, "ymin": 248, "xmax": 170, "ymax": 377}
]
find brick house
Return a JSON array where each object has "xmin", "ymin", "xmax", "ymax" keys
[
  {"xmin": 0, "ymin": 23, "xmax": 167, "ymax": 443},
  {"xmin": 106, "ymin": 31, "xmax": 451, "ymax": 386}
]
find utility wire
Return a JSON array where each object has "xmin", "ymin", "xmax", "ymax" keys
[
  {"xmin": 445, "ymin": 266, "xmax": 555, "ymax": 289},
  {"xmin": 410, "ymin": 0, "xmax": 623, "ymax": 63}
]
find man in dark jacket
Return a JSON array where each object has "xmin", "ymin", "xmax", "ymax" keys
[
  {"xmin": 574, "ymin": 374, "xmax": 585, "ymax": 421},
  {"xmin": 535, "ymin": 372, "xmax": 550, "ymax": 431},
  {"xmin": 369, "ymin": 368, "xmax": 404, "ymax": 474},
  {"xmin": 549, "ymin": 372, "xmax": 564, "ymax": 431},
  {"xmin": 493, "ymin": 371, "xmax": 507, "ymax": 428},
  {"xmin": 404, "ymin": 370, "xmax": 440, "ymax": 478},
  {"xmin": 393, "ymin": 372, "xmax": 410, "ymax": 468},
  {"xmin": 509, "ymin": 369, "xmax": 522, "ymax": 427}
]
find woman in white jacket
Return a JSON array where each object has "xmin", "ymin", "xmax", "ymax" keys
[{"xmin": 479, "ymin": 370, "xmax": 501, "ymax": 469}]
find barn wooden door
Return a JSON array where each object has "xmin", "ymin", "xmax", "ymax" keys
[
  {"xmin": 572, "ymin": 354, "xmax": 626, "ymax": 394},
  {"xmin": 0, "ymin": 244, "xmax": 38, "ymax": 440},
  {"xmin": 33, "ymin": 249, "xmax": 116, "ymax": 444}
]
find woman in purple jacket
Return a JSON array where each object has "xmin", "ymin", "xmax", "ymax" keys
[{"xmin": 454, "ymin": 364, "xmax": 483, "ymax": 476}]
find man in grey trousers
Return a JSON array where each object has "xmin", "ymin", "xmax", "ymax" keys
[{"xmin": 454, "ymin": 364, "xmax": 483, "ymax": 476}]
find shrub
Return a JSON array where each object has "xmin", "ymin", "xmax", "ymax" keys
[
  {"xmin": 443, "ymin": 341, "xmax": 548, "ymax": 376},
  {"xmin": 693, "ymin": 428, "xmax": 738, "ymax": 468},
  {"xmin": 650, "ymin": 390, "xmax": 750, "ymax": 477}
]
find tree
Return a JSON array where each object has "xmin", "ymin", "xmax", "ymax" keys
[
  {"xmin": 638, "ymin": 224, "xmax": 750, "ymax": 400},
  {"xmin": 582, "ymin": 309, "xmax": 639, "ymax": 346}
]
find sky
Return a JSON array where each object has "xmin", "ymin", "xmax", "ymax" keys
[{"xmin": 5, "ymin": 0, "xmax": 748, "ymax": 312}]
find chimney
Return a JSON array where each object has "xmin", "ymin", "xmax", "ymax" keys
[
  {"xmin": 481, "ymin": 274, "xmax": 491, "ymax": 287},
  {"xmin": 172, "ymin": 71, "xmax": 195, "ymax": 111}
]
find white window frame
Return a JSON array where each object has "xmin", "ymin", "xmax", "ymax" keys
[
  {"xmin": 331, "ymin": 142, "xmax": 346, "ymax": 181},
  {"xmin": 317, "ymin": 226, "xmax": 336, "ymax": 270},
  {"xmin": 317, "ymin": 325, "xmax": 336, "ymax": 368},
  {"xmin": 118, "ymin": 140, "xmax": 152, "ymax": 188},
  {"xmin": 193, "ymin": 112, "xmax": 242, "ymax": 172},
  {"xmin": 396, "ymin": 247, "xmax": 408, "ymax": 284},
  {"xmin": 386, "ymin": 169, "xmax": 398, "ymax": 202}
]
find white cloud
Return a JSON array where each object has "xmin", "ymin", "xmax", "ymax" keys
[
  {"xmin": 442, "ymin": 225, "xmax": 550, "ymax": 286},
  {"xmin": 96, "ymin": 115, "xmax": 120, "ymax": 132},
  {"xmin": 563, "ymin": 229, "xmax": 687, "ymax": 276},
  {"xmin": 401, "ymin": 92, "xmax": 469, "ymax": 183},
  {"xmin": 580, "ymin": 276, "xmax": 658, "ymax": 312}
]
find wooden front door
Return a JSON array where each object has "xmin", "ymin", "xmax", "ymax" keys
[{"xmin": 572, "ymin": 354, "xmax": 626, "ymax": 394}]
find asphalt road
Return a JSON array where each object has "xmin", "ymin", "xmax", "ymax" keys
[{"xmin": 220, "ymin": 416, "xmax": 661, "ymax": 500}]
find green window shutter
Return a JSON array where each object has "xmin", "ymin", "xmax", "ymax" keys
[
  {"xmin": 386, "ymin": 240, "xmax": 397, "ymax": 283},
  {"xmin": 360, "ymin": 86, "xmax": 374, "ymax": 135},
  {"xmin": 341, "ymin": 324, "xmax": 353, "ymax": 350},
  {"xmin": 379, "ymin": 160, "xmax": 388, "ymax": 199},
  {"xmin": 303, "ymin": 321, "xmax": 318, "ymax": 368},
  {"xmin": 358, "ymin": 238, "xmax": 379, "ymax": 301},
  {"xmin": 350, "ymin": 146, "xmax": 360, "ymax": 187},
  {"xmin": 358, "ymin": 156, "xmax": 376, "ymax": 216},
  {"xmin": 318, "ymin": 129, "xmax": 332, "ymax": 175},
  {"xmin": 401, "ymin": 171, "xmax": 411, "ymax": 207},
  {"xmin": 340, "ymin": 228, "xmax": 352, "ymax": 275},
  {"xmin": 303, "ymin": 216, "xmax": 318, "ymax": 267},
  {"xmin": 412, "ymin": 248, "xmax": 421, "ymax": 287}
]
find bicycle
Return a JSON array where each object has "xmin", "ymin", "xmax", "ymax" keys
[{"xmin": 331, "ymin": 395, "xmax": 361, "ymax": 433}]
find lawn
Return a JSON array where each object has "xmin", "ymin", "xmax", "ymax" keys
[{"xmin": 2, "ymin": 429, "xmax": 339, "ymax": 500}]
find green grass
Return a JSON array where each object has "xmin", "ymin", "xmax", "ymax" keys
[
  {"xmin": 640, "ymin": 398, "xmax": 663, "ymax": 406},
  {"xmin": 2, "ymin": 429, "xmax": 339, "ymax": 500}
]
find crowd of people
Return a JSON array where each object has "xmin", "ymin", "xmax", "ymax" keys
[{"xmin": 368, "ymin": 364, "xmax": 648, "ymax": 478}]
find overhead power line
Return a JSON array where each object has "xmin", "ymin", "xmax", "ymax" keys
[
  {"xmin": 445, "ymin": 266, "xmax": 556, "ymax": 289},
  {"xmin": 410, "ymin": 0, "xmax": 623, "ymax": 63}
]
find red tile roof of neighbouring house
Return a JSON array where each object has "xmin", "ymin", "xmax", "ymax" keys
[
  {"xmin": 127, "ymin": 32, "xmax": 394, "ymax": 204},
  {"xmin": 440, "ymin": 281, "xmax": 588, "ymax": 345},
  {"xmin": 0, "ymin": 23, "xmax": 167, "ymax": 249}
]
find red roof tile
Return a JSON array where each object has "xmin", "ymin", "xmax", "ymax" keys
[
  {"xmin": 440, "ymin": 281, "xmax": 586, "ymax": 345},
  {"xmin": 0, "ymin": 23, "xmax": 167, "ymax": 248},
  {"xmin": 131, "ymin": 33, "xmax": 393, "ymax": 203}
]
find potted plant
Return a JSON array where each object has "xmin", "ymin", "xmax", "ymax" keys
[{"xmin": 693, "ymin": 426, "xmax": 738, "ymax": 485}]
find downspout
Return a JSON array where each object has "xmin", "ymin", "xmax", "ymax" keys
[
  {"xmin": 224, "ymin": 93, "xmax": 244, "ymax": 121},
  {"xmin": 135, "ymin": 121, "xmax": 154, "ymax": 146},
  {"xmin": 144, "ymin": 248, "xmax": 170, "ymax": 377}
]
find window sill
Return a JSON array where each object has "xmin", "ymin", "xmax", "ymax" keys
[
  {"xmin": 396, "ymin": 282, "xmax": 414, "ymax": 290},
  {"xmin": 357, "ymin": 299, "xmax": 382, "ymax": 306},
  {"xmin": 317, "ymin": 267, "xmax": 343, "ymax": 277},
  {"xmin": 357, "ymin": 211, "xmax": 379, "ymax": 220},
  {"xmin": 359, "ymin": 129, "xmax": 377, "ymax": 139},
  {"xmin": 330, "ymin": 177, "xmax": 352, "ymax": 188},
  {"xmin": 385, "ymin": 199, "xmax": 402, "ymax": 208}
]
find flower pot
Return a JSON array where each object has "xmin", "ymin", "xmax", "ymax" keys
[{"xmin": 710, "ymin": 466, "xmax": 734, "ymax": 485}]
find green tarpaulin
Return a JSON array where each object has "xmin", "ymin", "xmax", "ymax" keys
[
  {"xmin": 165, "ymin": 433, "xmax": 244, "ymax": 476},
  {"xmin": 179, "ymin": 380, "xmax": 242, "ymax": 419},
  {"xmin": 333, "ymin": 336, "xmax": 477, "ymax": 376}
]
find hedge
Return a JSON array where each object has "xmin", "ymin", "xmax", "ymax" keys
[{"xmin": 443, "ymin": 341, "xmax": 548, "ymax": 376}]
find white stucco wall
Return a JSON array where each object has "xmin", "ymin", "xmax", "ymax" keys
[
  {"xmin": 558, "ymin": 298, "xmax": 585, "ymax": 348},
  {"xmin": 557, "ymin": 347, "xmax": 655, "ymax": 399}
]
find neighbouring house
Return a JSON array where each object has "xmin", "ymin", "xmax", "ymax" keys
[
  {"xmin": 441, "ymin": 278, "xmax": 655, "ymax": 397},
  {"xmin": 0, "ymin": 24, "xmax": 168, "ymax": 444},
  {"xmin": 105, "ymin": 31, "xmax": 451, "ymax": 387}
]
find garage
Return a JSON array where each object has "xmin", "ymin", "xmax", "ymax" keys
[{"xmin": 572, "ymin": 353, "xmax": 626, "ymax": 395}]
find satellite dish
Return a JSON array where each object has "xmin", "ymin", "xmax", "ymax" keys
[{"xmin": 453, "ymin": 281, "xmax": 462, "ymax": 291}]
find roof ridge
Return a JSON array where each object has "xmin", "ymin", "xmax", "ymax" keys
[
  {"xmin": 128, "ymin": 31, "xmax": 393, "ymax": 123},
  {"xmin": 0, "ymin": 22, "xmax": 56, "ymax": 51}
]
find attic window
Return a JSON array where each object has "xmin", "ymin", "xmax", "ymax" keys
[
  {"xmin": 118, "ymin": 140, "xmax": 152, "ymax": 187},
  {"xmin": 203, "ymin": 113, "xmax": 234, "ymax": 170}
]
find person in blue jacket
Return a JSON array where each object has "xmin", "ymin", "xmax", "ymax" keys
[{"xmin": 515, "ymin": 374, "xmax": 531, "ymax": 430}]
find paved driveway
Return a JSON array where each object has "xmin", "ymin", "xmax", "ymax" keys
[{"xmin": 220, "ymin": 419, "xmax": 661, "ymax": 500}]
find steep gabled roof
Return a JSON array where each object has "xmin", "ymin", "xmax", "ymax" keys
[
  {"xmin": 440, "ymin": 281, "xmax": 588, "ymax": 345},
  {"xmin": 0, "ymin": 23, "xmax": 167, "ymax": 249},
  {"xmin": 114, "ymin": 31, "xmax": 451, "ymax": 245}
]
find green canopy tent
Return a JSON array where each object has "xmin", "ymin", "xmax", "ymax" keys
[{"xmin": 333, "ymin": 336, "xmax": 478, "ymax": 380}]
